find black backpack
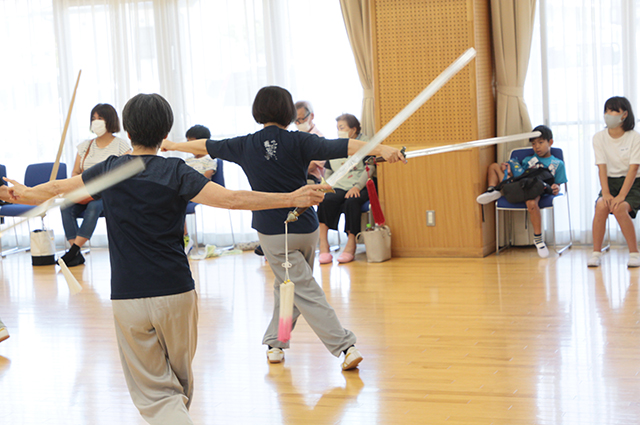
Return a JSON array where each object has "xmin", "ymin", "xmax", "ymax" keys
[{"xmin": 496, "ymin": 166, "xmax": 555, "ymax": 203}]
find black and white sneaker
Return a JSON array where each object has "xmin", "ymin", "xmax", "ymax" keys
[{"xmin": 476, "ymin": 188, "xmax": 502, "ymax": 204}]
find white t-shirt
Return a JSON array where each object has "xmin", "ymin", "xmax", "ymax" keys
[
  {"xmin": 593, "ymin": 129, "xmax": 640, "ymax": 177},
  {"xmin": 185, "ymin": 156, "xmax": 217, "ymax": 175},
  {"xmin": 78, "ymin": 136, "xmax": 131, "ymax": 171}
]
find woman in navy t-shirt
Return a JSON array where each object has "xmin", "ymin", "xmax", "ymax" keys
[{"xmin": 162, "ymin": 86, "xmax": 405, "ymax": 370}]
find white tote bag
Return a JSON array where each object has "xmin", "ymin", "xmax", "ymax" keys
[
  {"xmin": 356, "ymin": 225, "xmax": 392, "ymax": 263},
  {"xmin": 31, "ymin": 229, "xmax": 56, "ymax": 266}
]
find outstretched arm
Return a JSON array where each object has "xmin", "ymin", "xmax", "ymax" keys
[
  {"xmin": 190, "ymin": 182, "xmax": 330, "ymax": 211},
  {"xmin": 4, "ymin": 176, "xmax": 85, "ymax": 205},
  {"xmin": 347, "ymin": 139, "xmax": 406, "ymax": 163},
  {"xmin": 161, "ymin": 139, "xmax": 208, "ymax": 156}
]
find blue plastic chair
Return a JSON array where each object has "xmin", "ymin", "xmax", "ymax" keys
[
  {"xmin": 495, "ymin": 147, "xmax": 572, "ymax": 255},
  {"xmin": 1, "ymin": 163, "xmax": 67, "ymax": 255}
]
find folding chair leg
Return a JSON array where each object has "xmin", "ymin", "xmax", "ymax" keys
[
  {"xmin": 601, "ymin": 216, "xmax": 611, "ymax": 252},
  {"xmin": 495, "ymin": 208, "xmax": 511, "ymax": 255}
]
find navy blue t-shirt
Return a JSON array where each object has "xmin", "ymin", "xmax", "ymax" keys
[
  {"xmin": 206, "ymin": 126, "xmax": 348, "ymax": 235},
  {"xmin": 82, "ymin": 155, "xmax": 210, "ymax": 300}
]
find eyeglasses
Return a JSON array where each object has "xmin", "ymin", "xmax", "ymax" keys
[{"xmin": 295, "ymin": 111, "xmax": 311, "ymax": 124}]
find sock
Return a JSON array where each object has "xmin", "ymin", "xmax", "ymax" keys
[
  {"xmin": 533, "ymin": 233, "xmax": 543, "ymax": 245},
  {"xmin": 343, "ymin": 345, "xmax": 354, "ymax": 355},
  {"xmin": 61, "ymin": 244, "xmax": 80, "ymax": 263},
  {"xmin": 486, "ymin": 186, "xmax": 496, "ymax": 192}
]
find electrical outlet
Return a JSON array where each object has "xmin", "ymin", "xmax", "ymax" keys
[{"xmin": 426, "ymin": 210, "xmax": 435, "ymax": 226}]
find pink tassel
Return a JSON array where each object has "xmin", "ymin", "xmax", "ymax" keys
[
  {"xmin": 278, "ymin": 317, "xmax": 292, "ymax": 343},
  {"xmin": 277, "ymin": 280, "xmax": 295, "ymax": 343}
]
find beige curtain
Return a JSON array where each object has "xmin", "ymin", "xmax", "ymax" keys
[
  {"xmin": 491, "ymin": 0, "xmax": 537, "ymax": 246},
  {"xmin": 491, "ymin": 0, "xmax": 536, "ymax": 160},
  {"xmin": 339, "ymin": 0, "xmax": 375, "ymax": 137}
]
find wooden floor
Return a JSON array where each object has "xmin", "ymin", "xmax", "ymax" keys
[{"xmin": 1, "ymin": 245, "xmax": 640, "ymax": 424}]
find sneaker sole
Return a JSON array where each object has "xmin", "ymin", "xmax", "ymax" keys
[{"xmin": 342, "ymin": 355, "xmax": 363, "ymax": 371}]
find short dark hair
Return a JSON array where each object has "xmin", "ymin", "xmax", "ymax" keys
[
  {"xmin": 122, "ymin": 94, "xmax": 173, "ymax": 149},
  {"xmin": 90, "ymin": 103, "xmax": 121, "ymax": 134},
  {"xmin": 252, "ymin": 86, "xmax": 297, "ymax": 127},
  {"xmin": 530, "ymin": 124, "xmax": 553, "ymax": 142},
  {"xmin": 604, "ymin": 96, "xmax": 635, "ymax": 131},
  {"xmin": 336, "ymin": 113, "xmax": 361, "ymax": 135},
  {"xmin": 185, "ymin": 124, "xmax": 211, "ymax": 140}
]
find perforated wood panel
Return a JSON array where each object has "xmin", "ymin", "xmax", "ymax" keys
[
  {"xmin": 373, "ymin": 0, "xmax": 476, "ymax": 148},
  {"xmin": 371, "ymin": 0, "xmax": 496, "ymax": 257}
]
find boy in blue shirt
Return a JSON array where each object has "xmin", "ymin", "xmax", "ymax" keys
[{"xmin": 476, "ymin": 125, "xmax": 567, "ymax": 257}]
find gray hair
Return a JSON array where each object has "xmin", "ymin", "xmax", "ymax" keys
[{"xmin": 295, "ymin": 100, "xmax": 314, "ymax": 114}]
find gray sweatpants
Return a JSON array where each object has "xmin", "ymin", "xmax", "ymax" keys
[
  {"xmin": 112, "ymin": 290, "xmax": 198, "ymax": 425},
  {"xmin": 258, "ymin": 229, "xmax": 356, "ymax": 357}
]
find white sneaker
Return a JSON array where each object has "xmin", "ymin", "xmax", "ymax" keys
[
  {"xmin": 628, "ymin": 253, "xmax": 640, "ymax": 268},
  {"xmin": 267, "ymin": 347, "xmax": 284, "ymax": 363},
  {"xmin": 476, "ymin": 189, "xmax": 502, "ymax": 205},
  {"xmin": 0, "ymin": 326, "xmax": 9, "ymax": 343},
  {"xmin": 341, "ymin": 346, "xmax": 363, "ymax": 370},
  {"xmin": 534, "ymin": 240, "xmax": 549, "ymax": 258},
  {"xmin": 587, "ymin": 251, "xmax": 602, "ymax": 267}
]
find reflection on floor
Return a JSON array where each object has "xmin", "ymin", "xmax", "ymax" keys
[{"xmin": 0, "ymin": 246, "xmax": 639, "ymax": 424}]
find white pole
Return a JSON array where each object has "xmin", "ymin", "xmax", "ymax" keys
[
  {"xmin": 326, "ymin": 47, "xmax": 477, "ymax": 186},
  {"xmin": 404, "ymin": 131, "xmax": 541, "ymax": 159}
]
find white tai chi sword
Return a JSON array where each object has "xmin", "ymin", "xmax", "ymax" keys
[
  {"xmin": 285, "ymin": 47, "xmax": 477, "ymax": 223},
  {"xmin": 372, "ymin": 131, "xmax": 542, "ymax": 163},
  {"xmin": 0, "ymin": 157, "xmax": 146, "ymax": 236}
]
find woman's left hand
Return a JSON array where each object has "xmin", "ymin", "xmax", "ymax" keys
[
  {"xmin": 345, "ymin": 187, "xmax": 360, "ymax": 199},
  {"xmin": 610, "ymin": 194, "xmax": 626, "ymax": 212},
  {"xmin": 551, "ymin": 184, "xmax": 560, "ymax": 196}
]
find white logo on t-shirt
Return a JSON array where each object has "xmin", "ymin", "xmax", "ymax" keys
[{"xmin": 264, "ymin": 140, "xmax": 277, "ymax": 160}]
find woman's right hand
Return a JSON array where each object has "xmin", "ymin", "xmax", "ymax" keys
[
  {"xmin": 160, "ymin": 139, "xmax": 175, "ymax": 152},
  {"xmin": 379, "ymin": 145, "xmax": 407, "ymax": 163}
]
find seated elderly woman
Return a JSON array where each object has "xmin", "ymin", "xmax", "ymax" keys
[{"xmin": 317, "ymin": 113, "xmax": 374, "ymax": 264}]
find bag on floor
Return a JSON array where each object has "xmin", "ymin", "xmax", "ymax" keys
[
  {"xmin": 31, "ymin": 229, "xmax": 56, "ymax": 266},
  {"xmin": 356, "ymin": 225, "xmax": 392, "ymax": 263}
]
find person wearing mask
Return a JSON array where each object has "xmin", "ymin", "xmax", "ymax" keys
[
  {"xmin": 588, "ymin": 96, "xmax": 640, "ymax": 267},
  {"xmin": 60, "ymin": 103, "xmax": 131, "ymax": 266},
  {"xmin": 317, "ymin": 114, "xmax": 373, "ymax": 264},
  {"xmin": 295, "ymin": 100, "xmax": 326, "ymax": 184}
]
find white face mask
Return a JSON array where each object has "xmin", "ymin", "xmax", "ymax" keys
[
  {"xmin": 604, "ymin": 113, "xmax": 625, "ymax": 129},
  {"xmin": 91, "ymin": 119, "xmax": 107, "ymax": 137},
  {"xmin": 296, "ymin": 121, "xmax": 311, "ymax": 132},
  {"xmin": 337, "ymin": 130, "xmax": 350, "ymax": 139}
]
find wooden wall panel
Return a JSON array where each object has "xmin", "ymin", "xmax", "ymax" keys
[{"xmin": 371, "ymin": 0, "xmax": 495, "ymax": 257}]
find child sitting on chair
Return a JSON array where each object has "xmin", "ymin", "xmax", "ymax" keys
[
  {"xmin": 183, "ymin": 124, "xmax": 217, "ymax": 254},
  {"xmin": 476, "ymin": 125, "xmax": 567, "ymax": 258}
]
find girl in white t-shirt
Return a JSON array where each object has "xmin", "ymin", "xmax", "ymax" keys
[{"xmin": 589, "ymin": 96, "xmax": 640, "ymax": 268}]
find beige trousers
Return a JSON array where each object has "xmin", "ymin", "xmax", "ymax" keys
[{"xmin": 112, "ymin": 290, "xmax": 198, "ymax": 425}]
